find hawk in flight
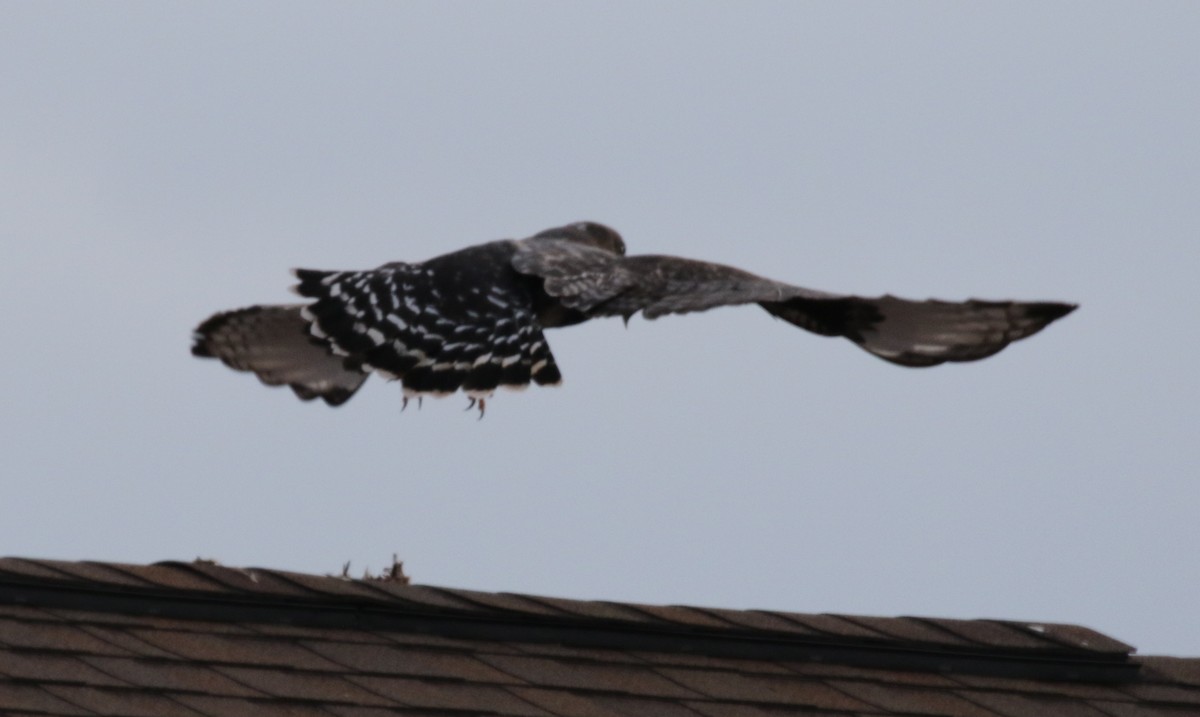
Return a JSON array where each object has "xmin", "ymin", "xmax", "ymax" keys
[{"xmin": 193, "ymin": 222, "xmax": 1076, "ymax": 413}]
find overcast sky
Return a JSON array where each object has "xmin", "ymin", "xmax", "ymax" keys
[{"xmin": 3, "ymin": 3, "xmax": 1198, "ymax": 656}]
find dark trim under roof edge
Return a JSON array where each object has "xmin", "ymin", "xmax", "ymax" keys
[{"xmin": 0, "ymin": 578, "xmax": 1139, "ymax": 684}]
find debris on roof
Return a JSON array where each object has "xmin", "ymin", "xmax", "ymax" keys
[{"xmin": 0, "ymin": 557, "xmax": 1196, "ymax": 716}]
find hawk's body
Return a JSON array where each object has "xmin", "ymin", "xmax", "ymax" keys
[{"xmin": 193, "ymin": 222, "xmax": 1076, "ymax": 409}]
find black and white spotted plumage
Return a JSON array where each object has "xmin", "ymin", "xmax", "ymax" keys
[
  {"xmin": 192, "ymin": 221, "xmax": 1076, "ymax": 409},
  {"xmin": 294, "ymin": 240, "xmax": 562, "ymax": 401}
]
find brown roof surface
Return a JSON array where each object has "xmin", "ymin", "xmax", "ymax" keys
[{"xmin": 0, "ymin": 557, "xmax": 1197, "ymax": 716}]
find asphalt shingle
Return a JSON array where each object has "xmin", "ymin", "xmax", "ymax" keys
[{"xmin": 1, "ymin": 557, "xmax": 1196, "ymax": 717}]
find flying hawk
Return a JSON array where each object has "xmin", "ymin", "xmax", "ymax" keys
[{"xmin": 192, "ymin": 222, "xmax": 1076, "ymax": 413}]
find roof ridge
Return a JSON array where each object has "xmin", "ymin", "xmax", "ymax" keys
[{"xmin": 0, "ymin": 557, "xmax": 1139, "ymax": 683}]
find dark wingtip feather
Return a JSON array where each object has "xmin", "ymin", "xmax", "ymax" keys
[
  {"xmin": 1026, "ymin": 301, "xmax": 1078, "ymax": 323},
  {"xmin": 191, "ymin": 339, "xmax": 214, "ymax": 358},
  {"xmin": 191, "ymin": 309, "xmax": 247, "ymax": 359}
]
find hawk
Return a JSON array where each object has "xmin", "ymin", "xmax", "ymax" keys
[{"xmin": 192, "ymin": 222, "xmax": 1076, "ymax": 413}]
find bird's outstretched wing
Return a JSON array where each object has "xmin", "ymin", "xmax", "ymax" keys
[
  {"xmin": 191, "ymin": 305, "xmax": 368, "ymax": 405},
  {"xmin": 513, "ymin": 243, "xmax": 1076, "ymax": 367},
  {"xmin": 761, "ymin": 294, "xmax": 1076, "ymax": 367}
]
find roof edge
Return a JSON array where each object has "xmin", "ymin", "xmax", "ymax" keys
[{"xmin": 0, "ymin": 570, "xmax": 1139, "ymax": 684}]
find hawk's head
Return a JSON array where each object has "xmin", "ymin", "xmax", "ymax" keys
[{"xmin": 533, "ymin": 222, "xmax": 626, "ymax": 256}]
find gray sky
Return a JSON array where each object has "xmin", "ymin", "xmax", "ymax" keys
[{"xmin": 3, "ymin": 3, "xmax": 1198, "ymax": 655}]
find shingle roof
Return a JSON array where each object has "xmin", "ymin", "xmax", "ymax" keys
[{"xmin": 1, "ymin": 557, "xmax": 1197, "ymax": 716}]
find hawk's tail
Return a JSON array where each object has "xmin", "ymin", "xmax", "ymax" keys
[{"xmin": 192, "ymin": 304, "xmax": 368, "ymax": 405}]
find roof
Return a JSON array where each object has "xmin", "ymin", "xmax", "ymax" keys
[{"xmin": 0, "ymin": 558, "xmax": 1197, "ymax": 716}]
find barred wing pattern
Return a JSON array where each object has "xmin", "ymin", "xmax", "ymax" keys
[{"xmin": 192, "ymin": 222, "xmax": 1076, "ymax": 409}]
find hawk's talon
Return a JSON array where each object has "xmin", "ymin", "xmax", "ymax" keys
[{"xmin": 466, "ymin": 396, "xmax": 486, "ymax": 419}]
